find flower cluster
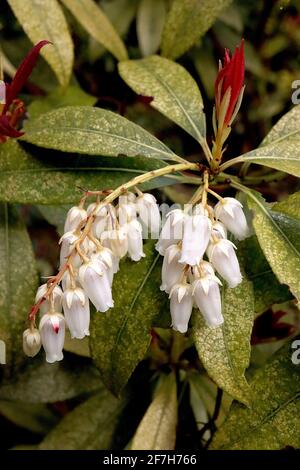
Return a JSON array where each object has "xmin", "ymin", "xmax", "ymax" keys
[
  {"xmin": 23, "ymin": 190, "xmax": 160, "ymax": 363},
  {"xmin": 157, "ymin": 194, "xmax": 249, "ymax": 333}
]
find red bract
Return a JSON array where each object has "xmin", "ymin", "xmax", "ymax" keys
[
  {"xmin": 0, "ymin": 40, "xmax": 50, "ymax": 142},
  {"xmin": 215, "ymin": 39, "xmax": 245, "ymax": 127}
]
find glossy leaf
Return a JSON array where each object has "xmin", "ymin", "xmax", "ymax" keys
[
  {"xmin": 39, "ymin": 390, "xmax": 121, "ymax": 449},
  {"xmin": 161, "ymin": 0, "xmax": 232, "ymax": 59},
  {"xmin": 211, "ymin": 340, "xmax": 300, "ymax": 450},
  {"xmin": 7, "ymin": 0, "xmax": 74, "ymax": 87},
  {"xmin": 136, "ymin": 0, "xmax": 166, "ymax": 57},
  {"xmin": 61, "ymin": 0, "xmax": 127, "ymax": 61},
  {"xmin": 119, "ymin": 55, "xmax": 206, "ymax": 143},
  {"xmin": 0, "ymin": 203, "xmax": 38, "ymax": 374},
  {"xmin": 193, "ymin": 276, "xmax": 254, "ymax": 405},
  {"xmin": 90, "ymin": 241, "xmax": 165, "ymax": 395},
  {"xmin": 22, "ymin": 106, "xmax": 182, "ymax": 162},
  {"xmin": 131, "ymin": 373, "xmax": 177, "ymax": 450}
]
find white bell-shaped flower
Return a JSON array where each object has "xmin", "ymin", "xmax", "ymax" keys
[
  {"xmin": 101, "ymin": 228, "xmax": 128, "ymax": 259},
  {"xmin": 125, "ymin": 219, "xmax": 145, "ymax": 262},
  {"xmin": 59, "ymin": 231, "xmax": 80, "ymax": 267},
  {"xmin": 62, "ymin": 287, "xmax": 90, "ymax": 339},
  {"xmin": 192, "ymin": 275, "xmax": 223, "ymax": 327},
  {"xmin": 39, "ymin": 313, "xmax": 65, "ymax": 363},
  {"xmin": 207, "ymin": 238, "xmax": 242, "ymax": 288},
  {"xmin": 91, "ymin": 247, "xmax": 116, "ymax": 286},
  {"xmin": 160, "ymin": 244, "xmax": 184, "ymax": 293},
  {"xmin": 212, "ymin": 221, "xmax": 227, "ymax": 239},
  {"xmin": 136, "ymin": 193, "xmax": 161, "ymax": 238},
  {"xmin": 64, "ymin": 206, "xmax": 87, "ymax": 233},
  {"xmin": 23, "ymin": 328, "xmax": 41, "ymax": 357},
  {"xmin": 179, "ymin": 211, "xmax": 212, "ymax": 266},
  {"xmin": 79, "ymin": 259, "xmax": 113, "ymax": 312},
  {"xmin": 214, "ymin": 197, "xmax": 249, "ymax": 240},
  {"xmin": 35, "ymin": 284, "xmax": 63, "ymax": 315},
  {"xmin": 156, "ymin": 209, "xmax": 185, "ymax": 255},
  {"xmin": 169, "ymin": 283, "xmax": 193, "ymax": 333},
  {"xmin": 118, "ymin": 201, "xmax": 137, "ymax": 226}
]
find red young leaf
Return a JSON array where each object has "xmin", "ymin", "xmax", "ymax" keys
[{"xmin": 0, "ymin": 115, "xmax": 24, "ymax": 137}]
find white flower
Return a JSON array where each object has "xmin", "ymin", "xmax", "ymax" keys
[
  {"xmin": 136, "ymin": 193, "xmax": 161, "ymax": 238},
  {"xmin": 59, "ymin": 231, "xmax": 79, "ymax": 267},
  {"xmin": 125, "ymin": 219, "xmax": 145, "ymax": 262},
  {"xmin": 214, "ymin": 197, "xmax": 249, "ymax": 240},
  {"xmin": 62, "ymin": 287, "xmax": 90, "ymax": 339},
  {"xmin": 207, "ymin": 239, "xmax": 242, "ymax": 288},
  {"xmin": 64, "ymin": 206, "xmax": 87, "ymax": 233},
  {"xmin": 160, "ymin": 244, "xmax": 184, "ymax": 293},
  {"xmin": 39, "ymin": 313, "xmax": 65, "ymax": 363},
  {"xmin": 92, "ymin": 247, "xmax": 116, "ymax": 286},
  {"xmin": 94, "ymin": 215, "xmax": 109, "ymax": 239},
  {"xmin": 192, "ymin": 275, "xmax": 223, "ymax": 327},
  {"xmin": 101, "ymin": 228, "xmax": 128, "ymax": 259},
  {"xmin": 23, "ymin": 328, "xmax": 41, "ymax": 357},
  {"xmin": 118, "ymin": 201, "xmax": 137, "ymax": 225},
  {"xmin": 179, "ymin": 212, "xmax": 212, "ymax": 266},
  {"xmin": 156, "ymin": 209, "xmax": 185, "ymax": 255},
  {"xmin": 35, "ymin": 284, "xmax": 63, "ymax": 315},
  {"xmin": 169, "ymin": 283, "xmax": 193, "ymax": 333},
  {"xmin": 212, "ymin": 221, "xmax": 227, "ymax": 239},
  {"xmin": 79, "ymin": 259, "xmax": 113, "ymax": 312}
]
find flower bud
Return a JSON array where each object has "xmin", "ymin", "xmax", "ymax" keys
[
  {"xmin": 156, "ymin": 209, "xmax": 185, "ymax": 255},
  {"xmin": 64, "ymin": 206, "xmax": 87, "ymax": 233},
  {"xmin": 23, "ymin": 328, "xmax": 41, "ymax": 357},
  {"xmin": 160, "ymin": 244, "xmax": 184, "ymax": 293},
  {"xmin": 207, "ymin": 239, "xmax": 242, "ymax": 288},
  {"xmin": 179, "ymin": 212, "xmax": 212, "ymax": 266},
  {"xmin": 39, "ymin": 313, "xmax": 65, "ymax": 363},
  {"xmin": 192, "ymin": 275, "xmax": 223, "ymax": 327},
  {"xmin": 126, "ymin": 219, "xmax": 145, "ymax": 262},
  {"xmin": 62, "ymin": 287, "xmax": 90, "ymax": 339},
  {"xmin": 79, "ymin": 260, "xmax": 114, "ymax": 312},
  {"xmin": 215, "ymin": 197, "xmax": 249, "ymax": 240},
  {"xmin": 136, "ymin": 193, "xmax": 161, "ymax": 238},
  {"xmin": 169, "ymin": 283, "xmax": 193, "ymax": 333},
  {"xmin": 35, "ymin": 284, "xmax": 63, "ymax": 315}
]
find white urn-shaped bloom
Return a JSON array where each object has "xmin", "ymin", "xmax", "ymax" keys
[
  {"xmin": 169, "ymin": 283, "xmax": 193, "ymax": 333},
  {"xmin": 125, "ymin": 219, "xmax": 145, "ymax": 262},
  {"xmin": 35, "ymin": 284, "xmax": 63, "ymax": 315},
  {"xmin": 79, "ymin": 259, "xmax": 113, "ymax": 312},
  {"xmin": 118, "ymin": 201, "xmax": 137, "ymax": 226},
  {"xmin": 101, "ymin": 228, "xmax": 128, "ymax": 259},
  {"xmin": 160, "ymin": 244, "xmax": 184, "ymax": 293},
  {"xmin": 179, "ymin": 207, "xmax": 212, "ymax": 266},
  {"xmin": 23, "ymin": 328, "xmax": 41, "ymax": 357},
  {"xmin": 39, "ymin": 313, "xmax": 65, "ymax": 363},
  {"xmin": 64, "ymin": 206, "xmax": 87, "ymax": 233},
  {"xmin": 59, "ymin": 231, "xmax": 80, "ymax": 267},
  {"xmin": 156, "ymin": 209, "xmax": 185, "ymax": 255},
  {"xmin": 207, "ymin": 238, "xmax": 242, "ymax": 288},
  {"xmin": 214, "ymin": 197, "xmax": 249, "ymax": 240},
  {"xmin": 136, "ymin": 193, "xmax": 161, "ymax": 238},
  {"xmin": 62, "ymin": 287, "xmax": 90, "ymax": 339},
  {"xmin": 192, "ymin": 274, "xmax": 223, "ymax": 327},
  {"xmin": 212, "ymin": 221, "xmax": 227, "ymax": 239}
]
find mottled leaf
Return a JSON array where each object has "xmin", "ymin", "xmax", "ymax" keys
[
  {"xmin": 193, "ymin": 277, "xmax": 254, "ymax": 405},
  {"xmin": 161, "ymin": 0, "xmax": 232, "ymax": 59},
  {"xmin": 0, "ymin": 203, "xmax": 38, "ymax": 375},
  {"xmin": 136, "ymin": 0, "xmax": 166, "ymax": 57},
  {"xmin": 39, "ymin": 390, "xmax": 121, "ymax": 449},
  {"xmin": 273, "ymin": 190, "xmax": 300, "ymax": 221},
  {"xmin": 211, "ymin": 339, "xmax": 300, "ymax": 450},
  {"xmin": 61, "ymin": 0, "xmax": 127, "ymax": 61},
  {"xmin": 90, "ymin": 241, "xmax": 165, "ymax": 395},
  {"xmin": 131, "ymin": 373, "xmax": 177, "ymax": 450},
  {"xmin": 22, "ymin": 106, "xmax": 182, "ymax": 162},
  {"xmin": 119, "ymin": 55, "xmax": 206, "ymax": 143},
  {"xmin": 7, "ymin": 0, "xmax": 74, "ymax": 87}
]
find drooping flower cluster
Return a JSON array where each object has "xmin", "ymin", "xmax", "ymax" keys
[
  {"xmin": 23, "ymin": 190, "xmax": 160, "ymax": 363},
  {"xmin": 156, "ymin": 196, "xmax": 249, "ymax": 333}
]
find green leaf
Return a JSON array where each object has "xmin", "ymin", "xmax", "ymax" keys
[
  {"xmin": 22, "ymin": 106, "xmax": 182, "ymax": 162},
  {"xmin": 38, "ymin": 389, "xmax": 121, "ymax": 449},
  {"xmin": 7, "ymin": 0, "xmax": 74, "ymax": 87},
  {"xmin": 161, "ymin": 0, "xmax": 232, "ymax": 59},
  {"xmin": 0, "ymin": 400, "xmax": 58, "ymax": 434},
  {"xmin": 0, "ymin": 140, "xmax": 173, "ymax": 205},
  {"xmin": 237, "ymin": 105, "xmax": 300, "ymax": 177},
  {"xmin": 136, "ymin": 0, "xmax": 166, "ymax": 57},
  {"xmin": 61, "ymin": 0, "xmax": 127, "ymax": 61},
  {"xmin": 131, "ymin": 373, "xmax": 177, "ymax": 450},
  {"xmin": 28, "ymin": 85, "xmax": 97, "ymax": 120},
  {"xmin": 119, "ymin": 55, "xmax": 206, "ymax": 143},
  {"xmin": 0, "ymin": 203, "xmax": 38, "ymax": 374},
  {"xmin": 0, "ymin": 355, "xmax": 102, "ymax": 403},
  {"xmin": 193, "ymin": 276, "xmax": 254, "ymax": 405},
  {"xmin": 211, "ymin": 339, "xmax": 300, "ymax": 450},
  {"xmin": 273, "ymin": 190, "xmax": 300, "ymax": 221},
  {"xmin": 246, "ymin": 190, "xmax": 300, "ymax": 303},
  {"xmin": 90, "ymin": 241, "xmax": 165, "ymax": 395},
  {"xmin": 64, "ymin": 331, "xmax": 91, "ymax": 358}
]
